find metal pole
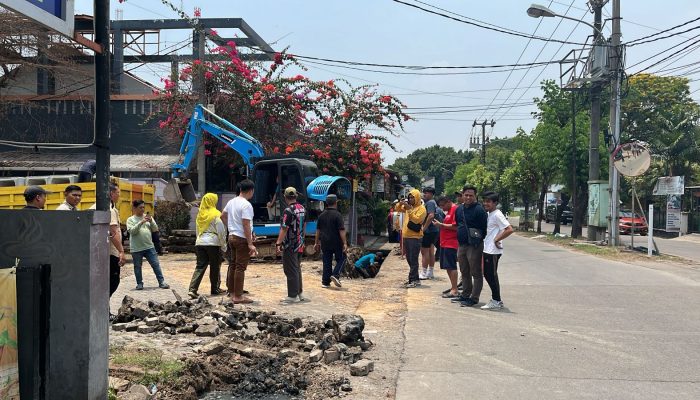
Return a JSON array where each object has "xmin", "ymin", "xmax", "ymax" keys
[
  {"xmin": 587, "ymin": 3, "xmax": 603, "ymax": 241},
  {"xmin": 571, "ymin": 92, "xmax": 577, "ymax": 223},
  {"xmin": 94, "ymin": 0, "xmax": 111, "ymax": 211},
  {"xmin": 609, "ymin": 0, "xmax": 622, "ymax": 246},
  {"xmin": 648, "ymin": 204, "xmax": 653, "ymax": 256}
]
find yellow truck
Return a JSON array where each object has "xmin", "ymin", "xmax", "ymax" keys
[{"xmin": 0, "ymin": 178, "xmax": 155, "ymax": 224}]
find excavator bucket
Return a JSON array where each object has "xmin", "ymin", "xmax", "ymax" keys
[{"xmin": 163, "ymin": 179, "xmax": 198, "ymax": 203}]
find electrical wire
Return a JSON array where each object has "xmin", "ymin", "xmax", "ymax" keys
[
  {"xmin": 301, "ymin": 59, "xmax": 549, "ymax": 76},
  {"xmin": 626, "ymin": 16, "xmax": 700, "ymax": 46},
  {"xmin": 390, "ymin": 0, "xmax": 588, "ymax": 46},
  {"xmin": 628, "ymin": 34, "xmax": 700, "ymax": 74}
]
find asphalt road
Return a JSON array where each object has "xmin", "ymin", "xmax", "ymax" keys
[
  {"xmin": 532, "ymin": 219, "xmax": 700, "ymax": 261},
  {"xmin": 395, "ymin": 234, "xmax": 700, "ymax": 400}
]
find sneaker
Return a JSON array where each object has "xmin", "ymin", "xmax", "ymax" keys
[
  {"xmin": 403, "ymin": 280, "xmax": 421, "ymax": 288},
  {"xmin": 298, "ymin": 293, "xmax": 310, "ymax": 302},
  {"xmin": 321, "ymin": 284, "xmax": 331, "ymax": 289},
  {"xmin": 280, "ymin": 296, "xmax": 300, "ymax": 304},
  {"xmin": 460, "ymin": 298, "xmax": 478, "ymax": 307},
  {"xmin": 418, "ymin": 269, "xmax": 428, "ymax": 280},
  {"xmin": 426, "ymin": 268, "xmax": 434, "ymax": 279},
  {"xmin": 451, "ymin": 295, "xmax": 469, "ymax": 303},
  {"xmin": 135, "ymin": 283, "xmax": 144, "ymax": 290},
  {"xmin": 159, "ymin": 282, "xmax": 170, "ymax": 289},
  {"xmin": 330, "ymin": 275, "xmax": 342, "ymax": 288},
  {"xmin": 481, "ymin": 300, "xmax": 504, "ymax": 310},
  {"xmin": 188, "ymin": 291, "xmax": 198, "ymax": 299}
]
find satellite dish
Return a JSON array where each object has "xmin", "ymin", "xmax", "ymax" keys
[{"xmin": 613, "ymin": 142, "xmax": 651, "ymax": 177}]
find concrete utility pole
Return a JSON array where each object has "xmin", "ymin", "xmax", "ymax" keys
[
  {"xmin": 94, "ymin": 0, "xmax": 111, "ymax": 210},
  {"xmin": 608, "ymin": 0, "xmax": 622, "ymax": 246},
  {"xmin": 587, "ymin": 1, "xmax": 605, "ymax": 241},
  {"xmin": 193, "ymin": 28, "xmax": 207, "ymax": 195},
  {"xmin": 473, "ymin": 119, "xmax": 495, "ymax": 164}
]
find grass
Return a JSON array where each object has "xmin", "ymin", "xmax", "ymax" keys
[{"xmin": 110, "ymin": 345, "xmax": 185, "ymax": 387}]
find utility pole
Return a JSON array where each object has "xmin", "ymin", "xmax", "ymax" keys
[
  {"xmin": 587, "ymin": 1, "xmax": 605, "ymax": 241},
  {"xmin": 608, "ymin": 0, "xmax": 622, "ymax": 246},
  {"xmin": 193, "ymin": 27, "xmax": 206, "ymax": 195},
  {"xmin": 93, "ymin": 0, "xmax": 111, "ymax": 211},
  {"xmin": 473, "ymin": 119, "xmax": 495, "ymax": 164}
]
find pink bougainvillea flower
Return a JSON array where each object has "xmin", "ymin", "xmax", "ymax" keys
[
  {"xmin": 204, "ymin": 71, "xmax": 214, "ymax": 80},
  {"xmin": 193, "ymin": 7, "xmax": 201, "ymax": 17},
  {"xmin": 193, "ymin": 59, "xmax": 202, "ymax": 66}
]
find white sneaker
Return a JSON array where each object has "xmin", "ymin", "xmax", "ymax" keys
[
  {"xmin": 280, "ymin": 296, "xmax": 300, "ymax": 304},
  {"xmin": 427, "ymin": 268, "xmax": 434, "ymax": 279},
  {"xmin": 418, "ymin": 269, "xmax": 428, "ymax": 280},
  {"xmin": 481, "ymin": 299, "xmax": 503, "ymax": 310}
]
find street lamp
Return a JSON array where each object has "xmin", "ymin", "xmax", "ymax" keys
[{"xmin": 527, "ymin": 4, "xmax": 603, "ymax": 37}]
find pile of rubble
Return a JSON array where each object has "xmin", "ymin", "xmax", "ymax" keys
[{"xmin": 111, "ymin": 293, "xmax": 374, "ymax": 399}]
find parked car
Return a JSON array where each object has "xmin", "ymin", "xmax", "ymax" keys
[
  {"xmin": 619, "ymin": 210, "xmax": 648, "ymax": 235},
  {"xmin": 545, "ymin": 205, "xmax": 573, "ymax": 225}
]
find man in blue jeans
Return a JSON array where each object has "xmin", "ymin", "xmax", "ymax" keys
[{"xmin": 314, "ymin": 194, "xmax": 347, "ymax": 288}]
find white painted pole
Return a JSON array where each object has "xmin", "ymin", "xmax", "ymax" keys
[{"xmin": 648, "ymin": 204, "xmax": 654, "ymax": 257}]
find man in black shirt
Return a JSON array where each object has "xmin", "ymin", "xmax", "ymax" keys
[
  {"xmin": 23, "ymin": 186, "xmax": 50, "ymax": 209},
  {"xmin": 314, "ymin": 194, "xmax": 347, "ymax": 288},
  {"xmin": 454, "ymin": 185, "xmax": 488, "ymax": 307}
]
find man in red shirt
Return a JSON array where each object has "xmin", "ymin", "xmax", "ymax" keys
[{"xmin": 433, "ymin": 196, "xmax": 459, "ymax": 298}]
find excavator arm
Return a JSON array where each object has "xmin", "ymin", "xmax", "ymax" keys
[{"xmin": 171, "ymin": 104, "xmax": 265, "ymax": 178}]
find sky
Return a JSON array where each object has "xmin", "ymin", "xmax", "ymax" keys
[{"xmin": 73, "ymin": 0, "xmax": 700, "ymax": 165}]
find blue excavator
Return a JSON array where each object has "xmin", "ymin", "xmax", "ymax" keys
[{"xmin": 165, "ymin": 104, "xmax": 351, "ymax": 255}]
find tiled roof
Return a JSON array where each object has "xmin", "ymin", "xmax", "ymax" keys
[{"xmin": 0, "ymin": 152, "xmax": 179, "ymax": 172}]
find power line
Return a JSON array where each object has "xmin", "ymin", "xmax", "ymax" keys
[
  {"xmin": 301, "ymin": 59, "xmax": 549, "ymax": 76},
  {"xmin": 474, "ymin": 0, "xmax": 552, "ymax": 123},
  {"xmin": 493, "ymin": 6, "xmax": 591, "ymax": 122},
  {"xmin": 627, "ymin": 34, "xmax": 700, "ymax": 72},
  {"xmin": 404, "ymin": 101, "xmax": 535, "ymax": 110},
  {"xmin": 389, "ymin": 0, "xmax": 587, "ymax": 46},
  {"xmin": 626, "ymin": 16, "xmax": 700, "ymax": 46}
]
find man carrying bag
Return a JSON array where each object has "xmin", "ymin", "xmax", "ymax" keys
[{"xmin": 454, "ymin": 185, "xmax": 488, "ymax": 307}]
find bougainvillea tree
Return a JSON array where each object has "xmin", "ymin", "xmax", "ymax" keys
[{"xmin": 155, "ymin": 34, "xmax": 411, "ymax": 183}]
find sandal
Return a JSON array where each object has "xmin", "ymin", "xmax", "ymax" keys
[
  {"xmin": 441, "ymin": 292, "xmax": 459, "ymax": 299},
  {"xmin": 232, "ymin": 297, "xmax": 254, "ymax": 304}
]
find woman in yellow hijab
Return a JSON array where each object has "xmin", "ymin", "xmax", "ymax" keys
[{"xmin": 188, "ymin": 193, "xmax": 228, "ymax": 298}]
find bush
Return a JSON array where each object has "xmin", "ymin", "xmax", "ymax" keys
[
  {"xmin": 370, "ymin": 199, "xmax": 391, "ymax": 236},
  {"xmin": 154, "ymin": 201, "xmax": 191, "ymax": 236}
]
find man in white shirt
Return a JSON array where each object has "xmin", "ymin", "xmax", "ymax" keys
[
  {"xmin": 55, "ymin": 185, "xmax": 82, "ymax": 211},
  {"xmin": 480, "ymin": 191, "xmax": 513, "ymax": 310},
  {"xmin": 221, "ymin": 179, "xmax": 257, "ymax": 304}
]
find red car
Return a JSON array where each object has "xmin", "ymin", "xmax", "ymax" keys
[{"xmin": 619, "ymin": 210, "xmax": 648, "ymax": 235}]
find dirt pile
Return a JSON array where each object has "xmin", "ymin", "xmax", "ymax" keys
[{"xmin": 111, "ymin": 294, "xmax": 373, "ymax": 399}]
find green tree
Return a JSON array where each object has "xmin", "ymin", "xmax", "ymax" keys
[
  {"xmin": 622, "ymin": 74, "xmax": 700, "ymax": 178},
  {"xmin": 389, "ymin": 145, "xmax": 472, "ymax": 194}
]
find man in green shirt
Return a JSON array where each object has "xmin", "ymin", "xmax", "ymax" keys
[{"xmin": 126, "ymin": 199, "xmax": 169, "ymax": 290}]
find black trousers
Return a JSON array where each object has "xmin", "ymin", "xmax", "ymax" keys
[
  {"xmin": 483, "ymin": 253, "xmax": 502, "ymax": 302},
  {"xmin": 189, "ymin": 245, "xmax": 222, "ymax": 294},
  {"xmin": 109, "ymin": 255, "xmax": 121, "ymax": 298}
]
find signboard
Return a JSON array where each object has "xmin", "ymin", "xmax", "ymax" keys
[
  {"xmin": 0, "ymin": 0, "xmax": 74, "ymax": 37},
  {"xmin": 587, "ymin": 181, "xmax": 609, "ymax": 227},
  {"xmin": 0, "ymin": 267, "xmax": 19, "ymax": 399},
  {"xmin": 653, "ymin": 176, "xmax": 685, "ymax": 196},
  {"xmin": 666, "ymin": 194, "xmax": 682, "ymax": 232},
  {"xmin": 372, "ymin": 173, "xmax": 385, "ymax": 193}
]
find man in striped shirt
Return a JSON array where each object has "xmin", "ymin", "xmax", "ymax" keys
[{"xmin": 275, "ymin": 187, "xmax": 307, "ymax": 304}]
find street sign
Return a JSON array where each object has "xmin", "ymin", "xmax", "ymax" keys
[
  {"xmin": 0, "ymin": 0, "xmax": 74, "ymax": 37},
  {"xmin": 652, "ymin": 176, "xmax": 685, "ymax": 196}
]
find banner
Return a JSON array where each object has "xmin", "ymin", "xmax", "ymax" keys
[
  {"xmin": 666, "ymin": 194, "xmax": 682, "ymax": 232},
  {"xmin": 653, "ymin": 176, "xmax": 685, "ymax": 195},
  {"xmin": 0, "ymin": 267, "xmax": 19, "ymax": 399}
]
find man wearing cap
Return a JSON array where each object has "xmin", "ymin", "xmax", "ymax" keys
[
  {"xmin": 275, "ymin": 187, "xmax": 307, "ymax": 303},
  {"xmin": 23, "ymin": 186, "xmax": 50, "ymax": 209},
  {"xmin": 56, "ymin": 185, "xmax": 82, "ymax": 211},
  {"xmin": 313, "ymin": 194, "xmax": 347, "ymax": 288}
]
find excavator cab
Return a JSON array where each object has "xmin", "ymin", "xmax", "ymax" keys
[{"xmin": 250, "ymin": 157, "xmax": 350, "ymax": 226}]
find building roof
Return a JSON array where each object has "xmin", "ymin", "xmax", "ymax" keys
[{"xmin": 0, "ymin": 152, "xmax": 179, "ymax": 173}]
